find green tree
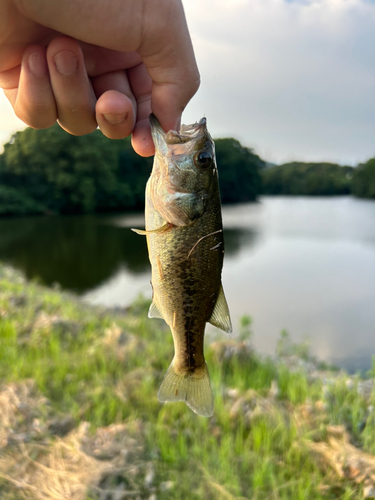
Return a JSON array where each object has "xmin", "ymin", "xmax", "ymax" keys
[
  {"xmin": 0, "ymin": 125, "xmax": 152, "ymax": 215},
  {"xmin": 261, "ymin": 162, "xmax": 353, "ymax": 196},
  {"xmin": 215, "ymin": 138, "xmax": 264, "ymax": 203},
  {"xmin": 0, "ymin": 185, "xmax": 44, "ymax": 216},
  {"xmin": 352, "ymin": 158, "xmax": 375, "ymax": 199}
]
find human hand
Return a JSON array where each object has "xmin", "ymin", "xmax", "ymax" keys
[{"xmin": 0, "ymin": 0, "xmax": 200, "ymax": 156}]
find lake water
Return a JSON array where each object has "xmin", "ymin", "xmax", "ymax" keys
[{"xmin": 0, "ymin": 196, "xmax": 374, "ymax": 372}]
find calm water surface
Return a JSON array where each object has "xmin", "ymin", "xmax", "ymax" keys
[{"xmin": 0, "ymin": 196, "xmax": 374, "ymax": 371}]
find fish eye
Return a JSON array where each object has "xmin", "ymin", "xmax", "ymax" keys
[{"xmin": 194, "ymin": 151, "xmax": 213, "ymax": 169}]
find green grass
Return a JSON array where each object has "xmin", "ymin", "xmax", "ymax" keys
[{"xmin": 0, "ymin": 264, "xmax": 374, "ymax": 499}]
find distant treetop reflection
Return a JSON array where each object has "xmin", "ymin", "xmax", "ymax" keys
[
  {"xmin": 0, "ymin": 215, "xmax": 255, "ymax": 294},
  {"xmin": 224, "ymin": 227, "xmax": 258, "ymax": 256}
]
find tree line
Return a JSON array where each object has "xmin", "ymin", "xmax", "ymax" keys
[
  {"xmin": 261, "ymin": 162, "xmax": 354, "ymax": 196},
  {"xmin": 0, "ymin": 124, "xmax": 374, "ymax": 217},
  {"xmin": 261, "ymin": 160, "xmax": 375, "ymax": 198},
  {"xmin": 0, "ymin": 125, "xmax": 263, "ymax": 216}
]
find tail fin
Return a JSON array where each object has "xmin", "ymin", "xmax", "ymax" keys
[{"xmin": 157, "ymin": 361, "xmax": 214, "ymax": 417}]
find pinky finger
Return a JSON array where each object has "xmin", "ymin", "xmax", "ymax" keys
[{"xmin": 13, "ymin": 46, "xmax": 57, "ymax": 129}]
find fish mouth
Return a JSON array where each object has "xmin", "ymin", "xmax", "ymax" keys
[{"xmin": 149, "ymin": 114, "xmax": 207, "ymax": 146}]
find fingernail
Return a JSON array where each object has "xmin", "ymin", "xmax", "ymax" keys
[
  {"xmin": 28, "ymin": 52, "xmax": 47, "ymax": 76},
  {"xmin": 103, "ymin": 112, "xmax": 127, "ymax": 125},
  {"xmin": 54, "ymin": 51, "xmax": 78, "ymax": 75}
]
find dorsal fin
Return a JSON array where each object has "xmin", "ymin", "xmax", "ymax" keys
[{"xmin": 208, "ymin": 284, "xmax": 232, "ymax": 333}]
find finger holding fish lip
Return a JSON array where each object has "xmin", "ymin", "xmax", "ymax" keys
[
  {"xmin": 131, "ymin": 118, "xmax": 155, "ymax": 158},
  {"xmin": 128, "ymin": 63, "xmax": 154, "ymax": 157},
  {"xmin": 151, "ymin": 81, "xmax": 190, "ymax": 134}
]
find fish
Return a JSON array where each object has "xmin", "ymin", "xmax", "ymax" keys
[{"xmin": 132, "ymin": 114, "xmax": 232, "ymax": 417}]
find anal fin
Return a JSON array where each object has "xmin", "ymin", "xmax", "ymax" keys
[
  {"xmin": 148, "ymin": 301, "xmax": 164, "ymax": 319},
  {"xmin": 209, "ymin": 284, "xmax": 232, "ymax": 333}
]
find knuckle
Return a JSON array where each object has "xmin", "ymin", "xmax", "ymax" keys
[
  {"xmin": 190, "ymin": 65, "xmax": 201, "ymax": 89},
  {"xmin": 182, "ymin": 68, "xmax": 200, "ymax": 100},
  {"xmin": 16, "ymin": 112, "xmax": 56, "ymax": 130},
  {"xmin": 191, "ymin": 76, "xmax": 200, "ymax": 95},
  {"xmin": 15, "ymin": 101, "xmax": 57, "ymax": 129}
]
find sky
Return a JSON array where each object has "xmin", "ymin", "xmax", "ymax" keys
[{"xmin": 1, "ymin": 0, "xmax": 375, "ymax": 165}]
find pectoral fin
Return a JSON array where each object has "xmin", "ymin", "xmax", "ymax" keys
[
  {"xmin": 131, "ymin": 223, "xmax": 172, "ymax": 236},
  {"xmin": 148, "ymin": 300, "xmax": 164, "ymax": 320},
  {"xmin": 209, "ymin": 284, "xmax": 232, "ymax": 334}
]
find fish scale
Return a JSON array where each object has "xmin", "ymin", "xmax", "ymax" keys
[{"xmin": 133, "ymin": 114, "xmax": 232, "ymax": 417}]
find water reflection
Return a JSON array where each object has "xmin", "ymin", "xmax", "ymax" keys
[
  {"xmin": 225, "ymin": 227, "xmax": 258, "ymax": 255},
  {"xmin": 0, "ymin": 216, "xmax": 148, "ymax": 292},
  {"xmin": 0, "ymin": 214, "xmax": 256, "ymax": 293}
]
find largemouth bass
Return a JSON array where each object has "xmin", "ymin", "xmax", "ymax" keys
[{"xmin": 133, "ymin": 114, "xmax": 232, "ymax": 417}]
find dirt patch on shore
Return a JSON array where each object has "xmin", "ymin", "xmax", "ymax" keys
[{"xmin": 0, "ymin": 381, "xmax": 156, "ymax": 500}]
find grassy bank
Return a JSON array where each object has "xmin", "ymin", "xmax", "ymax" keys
[{"xmin": 0, "ymin": 264, "xmax": 375, "ymax": 499}]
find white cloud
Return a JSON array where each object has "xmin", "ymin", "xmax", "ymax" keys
[{"xmin": 182, "ymin": 0, "xmax": 375, "ymax": 164}]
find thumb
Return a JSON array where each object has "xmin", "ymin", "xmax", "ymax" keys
[{"xmin": 138, "ymin": 0, "xmax": 200, "ymax": 132}]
